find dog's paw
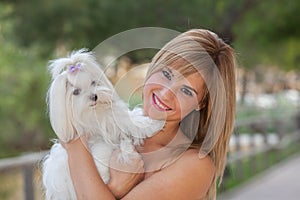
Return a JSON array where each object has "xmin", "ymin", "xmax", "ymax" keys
[{"xmin": 118, "ymin": 139, "xmax": 140, "ymax": 163}]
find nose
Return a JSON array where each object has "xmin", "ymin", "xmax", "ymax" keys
[
  {"xmin": 90, "ymin": 94, "xmax": 98, "ymax": 101},
  {"xmin": 160, "ymin": 86, "xmax": 175, "ymax": 101}
]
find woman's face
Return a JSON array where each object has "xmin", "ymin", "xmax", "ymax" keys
[{"xmin": 143, "ymin": 66, "xmax": 205, "ymax": 122}]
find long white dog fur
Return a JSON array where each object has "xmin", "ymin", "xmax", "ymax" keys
[{"xmin": 42, "ymin": 49, "xmax": 164, "ymax": 200}]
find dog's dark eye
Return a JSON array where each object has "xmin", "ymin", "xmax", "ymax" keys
[
  {"xmin": 91, "ymin": 81, "xmax": 102, "ymax": 86},
  {"xmin": 73, "ymin": 89, "xmax": 81, "ymax": 95}
]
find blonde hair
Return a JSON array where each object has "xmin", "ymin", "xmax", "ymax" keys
[{"xmin": 146, "ymin": 29, "xmax": 236, "ymax": 199}]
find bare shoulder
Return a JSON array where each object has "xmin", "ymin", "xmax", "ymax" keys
[
  {"xmin": 158, "ymin": 149, "xmax": 215, "ymax": 199},
  {"xmin": 123, "ymin": 148, "xmax": 215, "ymax": 200},
  {"xmin": 171, "ymin": 148, "xmax": 216, "ymax": 186},
  {"xmin": 178, "ymin": 148, "xmax": 215, "ymax": 173}
]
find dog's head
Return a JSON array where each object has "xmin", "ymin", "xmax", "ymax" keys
[{"xmin": 47, "ymin": 49, "xmax": 116, "ymax": 142}]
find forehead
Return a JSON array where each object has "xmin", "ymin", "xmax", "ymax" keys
[
  {"xmin": 173, "ymin": 69, "xmax": 205, "ymax": 91},
  {"xmin": 67, "ymin": 71, "xmax": 94, "ymax": 87},
  {"xmin": 168, "ymin": 58, "xmax": 204, "ymax": 85},
  {"xmin": 163, "ymin": 57, "xmax": 205, "ymax": 82}
]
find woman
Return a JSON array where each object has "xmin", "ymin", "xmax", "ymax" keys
[{"xmin": 63, "ymin": 29, "xmax": 236, "ymax": 200}]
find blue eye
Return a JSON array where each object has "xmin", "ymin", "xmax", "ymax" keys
[
  {"xmin": 181, "ymin": 88, "xmax": 193, "ymax": 97},
  {"xmin": 162, "ymin": 70, "xmax": 172, "ymax": 80}
]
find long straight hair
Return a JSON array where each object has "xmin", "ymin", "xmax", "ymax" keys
[{"xmin": 145, "ymin": 29, "xmax": 236, "ymax": 200}]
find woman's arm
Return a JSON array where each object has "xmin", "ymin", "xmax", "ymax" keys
[
  {"xmin": 108, "ymin": 149, "xmax": 145, "ymax": 198},
  {"xmin": 64, "ymin": 138, "xmax": 115, "ymax": 200},
  {"xmin": 64, "ymin": 139, "xmax": 215, "ymax": 200},
  {"xmin": 63, "ymin": 138, "xmax": 145, "ymax": 199}
]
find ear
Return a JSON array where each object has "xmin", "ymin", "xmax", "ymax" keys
[
  {"xmin": 47, "ymin": 73, "xmax": 75, "ymax": 142},
  {"xmin": 48, "ymin": 57, "xmax": 72, "ymax": 80},
  {"xmin": 196, "ymin": 93, "xmax": 208, "ymax": 111}
]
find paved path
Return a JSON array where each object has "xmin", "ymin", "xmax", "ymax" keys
[{"xmin": 219, "ymin": 153, "xmax": 300, "ymax": 200}]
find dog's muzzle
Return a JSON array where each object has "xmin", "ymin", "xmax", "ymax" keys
[{"xmin": 90, "ymin": 94, "xmax": 98, "ymax": 101}]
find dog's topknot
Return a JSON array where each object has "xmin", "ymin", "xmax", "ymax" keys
[{"xmin": 48, "ymin": 48, "xmax": 98, "ymax": 79}]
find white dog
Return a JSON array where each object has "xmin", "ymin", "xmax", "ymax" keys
[{"xmin": 42, "ymin": 49, "xmax": 164, "ymax": 200}]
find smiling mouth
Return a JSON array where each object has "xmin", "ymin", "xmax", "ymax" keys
[{"xmin": 152, "ymin": 93, "xmax": 171, "ymax": 111}]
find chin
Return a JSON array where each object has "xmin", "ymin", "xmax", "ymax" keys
[
  {"xmin": 145, "ymin": 106, "xmax": 168, "ymax": 121},
  {"xmin": 42, "ymin": 49, "xmax": 165, "ymax": 200}
]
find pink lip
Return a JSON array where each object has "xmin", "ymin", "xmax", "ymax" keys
[{"xmin": 152, "ymin": 93, "xmax": 171, "ymax": 111}]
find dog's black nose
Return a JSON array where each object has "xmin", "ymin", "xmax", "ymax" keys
[{"xmin": 90, "ymin": 94, "xmax": 98, "ymax": 101}]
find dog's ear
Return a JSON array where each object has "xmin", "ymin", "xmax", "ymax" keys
[
  {"xmin": 47, "ymin": 73, "xmax": 75, "ymax": 142},
  {"xmin": 48, "ymin": 58, "xmax": 71, "ymax": 80}
]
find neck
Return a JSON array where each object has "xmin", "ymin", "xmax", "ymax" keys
[{"xmin": 141, "ymin": 120, "xmax": 180, "ymax": 152}]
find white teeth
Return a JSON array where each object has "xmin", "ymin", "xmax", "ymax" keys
[{"xmin": 154, "ymin": 95, "xmax": 169, "ymax": 110}]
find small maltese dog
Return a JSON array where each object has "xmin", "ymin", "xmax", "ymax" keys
[{"xmin": 42, "ymin": 49, "xmax": 164, "ymax": 200}]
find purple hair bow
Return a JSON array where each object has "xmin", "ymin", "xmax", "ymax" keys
[{"xmin": 69, "ymin": 63, "xmax": 82, "ymax": 73}]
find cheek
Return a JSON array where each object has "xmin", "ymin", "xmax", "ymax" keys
[
  {"xmin": 143, "ymin": 72, "xmax": 165, "ymax": 89},
  {"xmin": 142, "ymin": 80, "xmax": 160, "ymax": 103},
  {"xmin": 142, "ymin": 84, "xmax": 167, "ymax": 120},
  {"xmin": 176, "ymin": 95, "xmax": 199, "ymax": 117},
  {"xmin": 142, "ymin": 85, "xmax": 153, "ymax": 114}
]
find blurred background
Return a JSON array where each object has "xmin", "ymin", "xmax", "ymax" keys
[{"xmin": 0, "ymin": 0, "xmax": 299, "ymax": 199}]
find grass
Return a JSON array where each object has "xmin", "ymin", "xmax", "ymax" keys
[
  {"xmin": 219, "ymin": 100, "xmax": 300, "ymax": 193},
  {"xmin": 219, "ymin": 141, "xmax": 300, "ymax": 193}
]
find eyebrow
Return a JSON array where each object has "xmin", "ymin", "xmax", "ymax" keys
[
  {"xmin": 183, "ymin": 85, "xmax": 198, "ymax": 95},
  {"xmin": 166, "ymin": 67, "xmax": 174, "ymax": 77}
]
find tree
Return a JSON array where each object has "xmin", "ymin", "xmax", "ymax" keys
[
  {"xmin": 1, "ymin": 0, "xmax": 300, "ymax": 156},
  {"xmin": 7, "ymin": 0, "xmax": 239, "ymax": 56},
  {"xmin": 0, "ymin": 4, "xmax": 52, "ymax": 157},
  {"xmin": 233, "ymin": 0, "xmax": 300, "ymax": 69}
]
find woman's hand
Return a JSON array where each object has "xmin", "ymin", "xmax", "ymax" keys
[
  {"xmin": 61, "ymin": 137, "xmax": 144, "ymax": 199},
  {"xmin": 108, "ymin": 149, "xmax": 145, "ymax": 199},
  {"xmin": 61, "ymin": 136, "xmax": 116, "ymax": 200}
]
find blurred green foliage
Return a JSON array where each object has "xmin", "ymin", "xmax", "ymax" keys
[
  {"xmin": 0, "ymin": 0, "xmax": 299, "ymax": 157},
  {"xmin": 234, "ymin": 0, "xmax": 300, "ymax": 69},
  {"xmin": 0, "ymin": 4, "xmax": 53, "ymax": 157},
  {"xmin": 7, "ymin": 0, "xmax": 300, "ymax": 68},
  {"xmin": 9, "ymin": 0, "xmax": 228, "ymax": 56}
]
